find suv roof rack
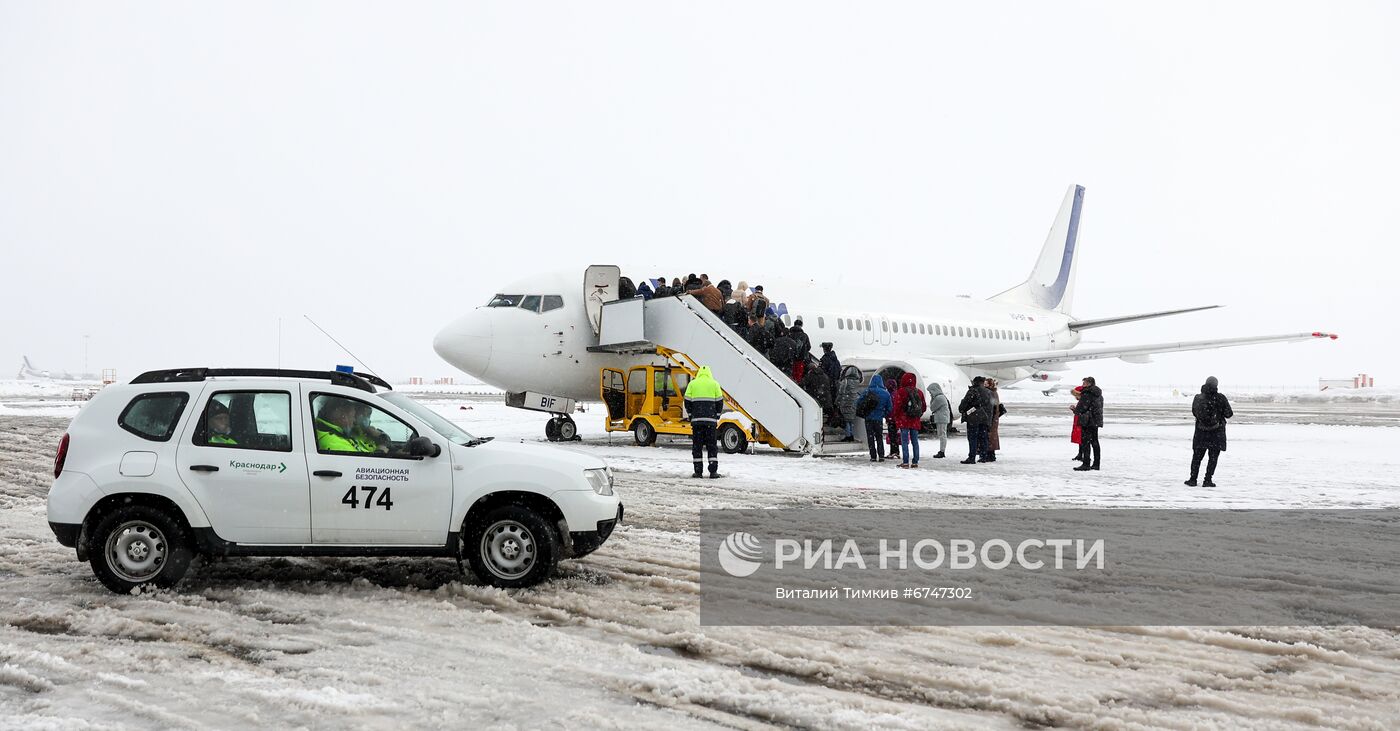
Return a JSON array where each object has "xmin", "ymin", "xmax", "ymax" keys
[{"xmin": 130, "ymin": 368, "xmax": 391, "ymax": 393}]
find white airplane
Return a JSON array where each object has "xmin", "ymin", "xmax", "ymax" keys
[{"xmin": 433, "ymin": 185, "xmax": 1337, "ymax": 435}]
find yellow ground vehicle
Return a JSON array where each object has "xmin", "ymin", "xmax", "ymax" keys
[{"xmin": 599, "ymin": 349, "xmax": 784, "ymax": 453}]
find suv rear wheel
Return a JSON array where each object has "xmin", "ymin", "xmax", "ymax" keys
[
  {"xmin": 466, "ymin": 505, "xmax": 560, "ymax": 588},
  {"xmin": 89, "ymin": 505, "xmax": 194, "ymax": 593}
]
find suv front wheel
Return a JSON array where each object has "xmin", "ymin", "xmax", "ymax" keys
[
  {"xmin": 89, "ymin": 505, "xmax": 194, "ymax": 594},
  {"xmin": 466, "ymin": 505, "xmax": 561, "ymax": 588}
]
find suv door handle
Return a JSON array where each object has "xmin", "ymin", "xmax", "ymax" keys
[
  {"xmin": 313, "ymin": 470, "xmax": 342, "ymax": 478},
  {"xmin": 189, "ymin": 465, "xmax": 219, "ymax": 472}
]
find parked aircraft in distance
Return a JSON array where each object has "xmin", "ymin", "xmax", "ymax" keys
[{"xmin": 16, "ymin": 356, "xmax": 97, "ymax": 382}]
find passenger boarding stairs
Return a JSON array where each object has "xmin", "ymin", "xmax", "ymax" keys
[{"xmin": 588, "ymin": 295, "xmax": 824, "ymax": 454}]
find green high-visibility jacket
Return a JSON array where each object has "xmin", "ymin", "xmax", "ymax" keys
[
  {"xmin": 683, "ymin": 366, "xmax": 725, "ymax": 423},
  {"xmin": 209, "ymin": 433, "xmax": 238, "ymax": 446},
  {"xmin": 316, "ymin": 418, "xmax": 378, "ymax": 453}
]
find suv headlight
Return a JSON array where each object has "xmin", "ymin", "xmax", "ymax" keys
[{"xmin": 584, "ymin": 467, "xmax": 614, "ymax": 496}]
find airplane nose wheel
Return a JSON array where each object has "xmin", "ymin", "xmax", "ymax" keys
[{"xmin": 545, "ymin": 416, "xmax": 578, "ymax": 442}]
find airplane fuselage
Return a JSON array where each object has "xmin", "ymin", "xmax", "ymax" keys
[{"xmin": 433, "ymin": 270, "xmax": 1081, "ymax": 403}]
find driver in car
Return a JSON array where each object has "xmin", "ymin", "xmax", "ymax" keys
[
  {"xmin": 315, "ymin": 399, "xmax": 388, "ymax": 454},
  {"xmin": 350, "ymin": 402, "xmax": 392, "ymax": 453}
]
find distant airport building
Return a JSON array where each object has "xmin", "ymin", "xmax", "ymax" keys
[{"xmin": 1319, "ymin": 373, "xmax": 1374, "ymax": 390}]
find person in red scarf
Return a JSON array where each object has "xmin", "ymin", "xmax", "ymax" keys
[{"xmin": 1070, "ymin": 385, "xmax": 1086, "ymax": 464}]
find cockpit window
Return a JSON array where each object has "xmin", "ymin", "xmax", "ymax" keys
[{"xmin": 487, "ymin": 294, "xmax": 561, "ymax": 313}]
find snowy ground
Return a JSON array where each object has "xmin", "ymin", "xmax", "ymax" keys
[{"xmin": 2, "ymin": 387, "xmax": 1399, "ymax": 729}]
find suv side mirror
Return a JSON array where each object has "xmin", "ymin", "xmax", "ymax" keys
[{"xmin": 408, "ymin": 436, "xmax": 441, "ymax": 458}]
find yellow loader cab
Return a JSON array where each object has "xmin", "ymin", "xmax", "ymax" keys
[{"xmin": 600, "ymin": 362, "xmax": 755, "ymax": 453}]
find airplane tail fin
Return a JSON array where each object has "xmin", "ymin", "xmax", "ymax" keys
[{"xmin": 989, "ymin": 184, "xmax": 1085, "ymax": 315}]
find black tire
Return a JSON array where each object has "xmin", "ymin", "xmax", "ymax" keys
[
  {"xmin": 557, "ymin": 417, "xmax": 578, "ymax": 441},
  {"xmin": 465, "ymin": 505, "xmax": 561, "ymax": 588},
  {"xmin": 719, "ymin": 423, "xmax": 748, "ymax": 454},
  {"xmin": 88, "ymin": 504, "xmax": 194, "ymax": 594},
  {"xmin": 544, "ymin": 418, "xmax": 561, "ymax": 441},
  {"xmin": 632, "ymin": 420, "xmax": 656, "ymax": 447}
]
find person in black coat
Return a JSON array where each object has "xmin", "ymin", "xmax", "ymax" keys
[
  {"xmin": 1073, "ymin": 377, "xmax": 1104, "ymax": 471},
  {"xmin": 958, "ymin": 377, "xmax": 994, "ymax": 465},
  {"xmin": 789, "ymin": 319, "xmax": 811, "ymax": 362},
  {"xmin": 1186, "ymin": 376, "xmax": 1233, "ymax": 487},
  {"xmin": 819, "ymin": 343, "xmax": 841, "ymax": 407},
  {"xmin": 769, "ymin": 332, "xmax": 799, "ymax": 373},
  {"xmin": 799, "ymin": 359, "xmax": 834, "ymax": 418},
  {"xmin": 728, "ymin": 310, "xmax": 750, "ymax": 341},
  {"xmin": 747, "ymin": 313, "xmax": 775, "ymax": 357}
]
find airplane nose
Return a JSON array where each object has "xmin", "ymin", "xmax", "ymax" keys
[{"xmin": 433, "ymin": 311, "xmax": 494, "ymax": 380}]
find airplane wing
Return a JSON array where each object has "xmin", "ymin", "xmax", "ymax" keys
[
  {"xmin": 954, "ymin": 331, "xmax": 1338, "ymax": 370},
  {"xmin": 1067, "ymin": 305, "xmax": 1221, "ymax": 331}
]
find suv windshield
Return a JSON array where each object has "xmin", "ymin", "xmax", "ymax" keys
[{"xmin": 380, "ymin": 393, "xmax": 477, "ymax": 446}]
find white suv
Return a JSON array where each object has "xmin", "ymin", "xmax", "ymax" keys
[{"xmin": 47, "ymin": 368, "xmax": 622, "ymax": 593}]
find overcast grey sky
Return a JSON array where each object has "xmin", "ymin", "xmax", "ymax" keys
[{"xmin": 2, "ymin": 1, "xmax": 1395, "ymax": 388}]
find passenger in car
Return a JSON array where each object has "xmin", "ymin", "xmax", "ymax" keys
[{"xmin": 208, "ymin": 400, "xmax": 237, "ymax": 446}]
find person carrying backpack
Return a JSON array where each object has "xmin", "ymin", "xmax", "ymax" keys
[
  {"xmin": 857, "ymin": 375, "xmax": 893, "ymax": 462},
  {"xmin": 747, "ymin": 313, "xmax": 775, "ymax": 357},
  {"xmin": 892, "ymin": 373, "xmax": 926, "ymax": 468},
  {"xmin": 748, "ymin": 285, "xmax": 770, "ymax": 320},
  {"xmin": 799, "ymin": 358, "xmax": 833, "ymax": 422},
  {"xmin": 1186, "ymin": 375, "xmax": 1233, "ymax": 487},
  {"xmin": 769, "ymin": 330, "xmax": 799, "ymax": 374}
]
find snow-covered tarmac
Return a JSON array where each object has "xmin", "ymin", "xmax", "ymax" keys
[{"xmin": 2, "ymin": 387, "xmax": 1398, "ymax": 729}]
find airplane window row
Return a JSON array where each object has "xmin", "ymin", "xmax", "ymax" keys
[
  {"xmin": 814, "ymin": 315, "xmax": 1030, "ymax": 341},
  {"xmin": 486, "ymin": 294, "xmax": 565, "ymax": 313}
]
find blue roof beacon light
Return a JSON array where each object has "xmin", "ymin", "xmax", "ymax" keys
[{"xmin": 334, "ymin": 365, "xmax": 355, "ymax": 374}]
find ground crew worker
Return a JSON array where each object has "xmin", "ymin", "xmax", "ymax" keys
[
  {"xmin": 683, "ymin": 366, "xmax": 725, "ymax": 478},
  {"xmin": 208, "ymin": 400, "xmax": 237, "ymax": 446}
]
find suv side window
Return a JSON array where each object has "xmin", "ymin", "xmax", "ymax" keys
[
  {"xmin": 193, "ymin": 391, "xmax": 292, "ymax": 451},
  {"xmin": 118, "ymin": 392, "xmax": 190, "ymax": 442},
  {"xmin": 310, "ymin": 393, "xmax": 416, "ymax": 457}
]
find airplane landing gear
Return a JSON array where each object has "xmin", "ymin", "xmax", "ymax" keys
[{"xmin": 545, "ymin": 415, "xmax": 578, "ymax": 442}]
